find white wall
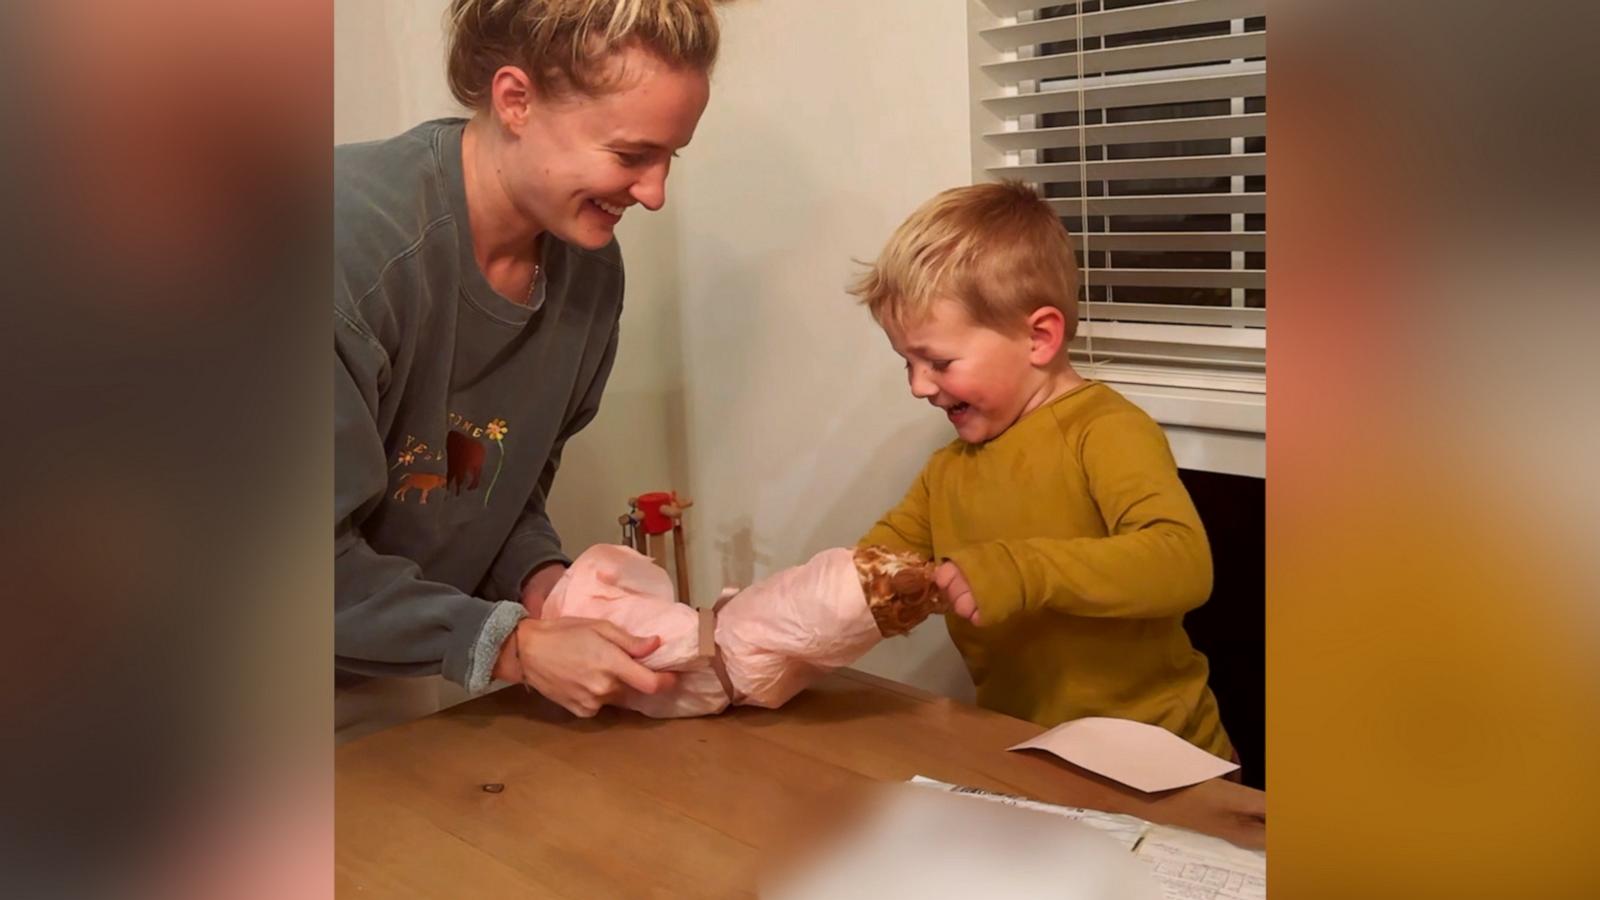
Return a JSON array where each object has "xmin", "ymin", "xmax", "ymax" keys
[
  {"xmin": 667, "ymin": 1, "xmax": 978, "ymax": 698},
  {"xmin": 336, "ymin": 0, "xmax": 982, "ymax": 700},
  {"xmin": 333, "ymin": 0, "xmax": 457, "ymax": 145}
]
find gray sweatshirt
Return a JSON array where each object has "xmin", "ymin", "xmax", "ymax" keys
[{"xmin": 335, "ymin": 118, "xmax": 622, "ymax": 693}]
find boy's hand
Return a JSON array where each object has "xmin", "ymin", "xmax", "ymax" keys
[{"xmin": 934, "ymin": 560, "xmax": 982, "ymax": 626}]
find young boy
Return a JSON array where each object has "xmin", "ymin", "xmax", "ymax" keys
[{"xmin": 851, "ymin": 181, "xmax": 1232, "ymax": 759}]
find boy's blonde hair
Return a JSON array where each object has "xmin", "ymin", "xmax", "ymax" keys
[
  {"xmin": 446, "ymin": 0, "xmax": 725, "ymax": 107},
  {"xmin": 848, "ymin": 181, "xmax": 1081, "ymax": 338}
]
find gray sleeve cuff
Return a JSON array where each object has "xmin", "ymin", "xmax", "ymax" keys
[{"xmin": 463, "ymin": 600, "xmax": 528, "ymax": 694}]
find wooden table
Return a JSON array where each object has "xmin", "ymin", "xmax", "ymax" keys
[{"xmin": 337, "ymin": 669, "xmax": 1265, "ymax": 898}]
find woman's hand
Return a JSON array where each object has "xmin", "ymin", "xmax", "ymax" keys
[{"xmin": 493, "ymin": 617, "xmax": 678, "ymax": 717}]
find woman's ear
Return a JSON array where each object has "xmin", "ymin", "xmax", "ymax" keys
[
  {"xmin": 489, "ymin": 65, "xmax": 535, "ymax": 131},
  {"xmin": 1026, "ymin": 306, "xmax": 1069, "ymax": 366}
]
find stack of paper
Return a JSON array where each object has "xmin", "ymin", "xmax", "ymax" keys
[
  {"xmin": 765, "ymin": 779, "xmax": 1162, "ymax": 900},
  {"xmin": 910, "ymin": 778, "xmax": 1265, "ymax": 900}
]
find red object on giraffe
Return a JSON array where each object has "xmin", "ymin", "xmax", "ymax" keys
[{"xmin": 634, "ymin": 492, "xmax": 676, "ymax": 535}]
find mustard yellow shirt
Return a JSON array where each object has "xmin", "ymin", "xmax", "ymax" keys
[{"xmin": 860, "ymin": 382, "xmax": 1232, "ymax": 759}]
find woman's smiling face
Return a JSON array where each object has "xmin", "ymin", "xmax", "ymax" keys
[{"xmin": 495, "ymin": 45, "xmax": 710, "ymax": 249}]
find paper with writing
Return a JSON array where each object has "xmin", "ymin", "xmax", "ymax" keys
[{"xmin": 908, "ymin": 777, "xmax": 1266, "ymax": 900}]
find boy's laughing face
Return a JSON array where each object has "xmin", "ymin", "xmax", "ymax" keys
[{"xmin": 886, "ymin": 299, "xmax": 1052, "ymax": 444}]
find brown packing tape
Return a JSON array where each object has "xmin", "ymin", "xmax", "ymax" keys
[
  {"xmin": 696, "ymin": 608, "xmax": 716, "ymax": 660},
  {"xmin": 696, "ymin": 601, "xmax": 741, "ymax": 705},
  {"xmin": 709, "ymin": 649, "xmax": 739, "ymax": 707}
]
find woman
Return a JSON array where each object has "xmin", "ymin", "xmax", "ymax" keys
[{"xmin": 335, "ymin": 0, "xmax": 722, "ymax": 736}]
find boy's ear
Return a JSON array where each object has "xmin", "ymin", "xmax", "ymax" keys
[{"xmin": 1026, "ymin": 306, "xmax": 1069, "ymax": 366}]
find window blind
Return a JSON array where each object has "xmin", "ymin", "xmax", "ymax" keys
[{"xmin": 969, "ymin": 0, "xmax": 1266, "ymax": 390}]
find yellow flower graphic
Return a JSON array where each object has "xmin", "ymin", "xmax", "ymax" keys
[{"xmin": 483, "ymin": 418, "xmax": 510, "ymax": 507}]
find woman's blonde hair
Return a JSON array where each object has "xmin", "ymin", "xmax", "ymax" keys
[
  {"xmin": 446, "ymin": 0, "xmax": 725, "ymax": 106},
  {"xmin": 848, "ymin": 181, "xmax": 1081, "ymax": 338}
]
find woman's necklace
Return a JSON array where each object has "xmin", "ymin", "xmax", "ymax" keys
[{"xmin": 525, "ymin": 236, "xmax": 544, "ymax": 303}]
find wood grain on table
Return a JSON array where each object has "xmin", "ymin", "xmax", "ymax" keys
[{"xmin": 337, "ymin": 668, "xmax": 1265, "ymax": 898}]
